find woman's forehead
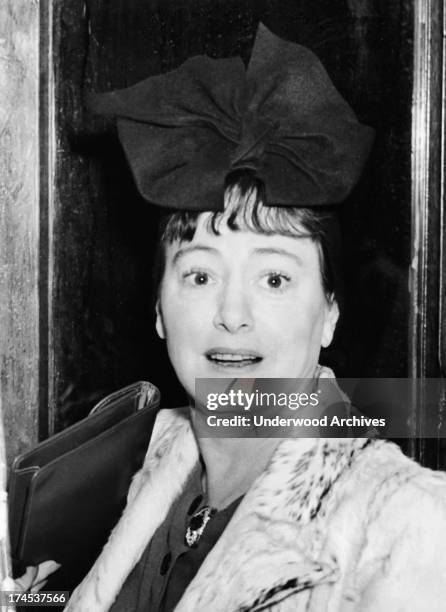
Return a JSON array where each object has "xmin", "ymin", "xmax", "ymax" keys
[{"xmin": 165, "ymin": 215, "xmax": 319, "ymax": 263}]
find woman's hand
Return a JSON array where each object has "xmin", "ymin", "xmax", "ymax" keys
[{"xmin": 14, "ymin": 560, "xmax": 61, "ymax": 592}]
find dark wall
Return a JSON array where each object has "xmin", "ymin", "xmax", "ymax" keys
[{"xmin": 52, "ymin": 0, "xmax": 413, "ymax": 430}]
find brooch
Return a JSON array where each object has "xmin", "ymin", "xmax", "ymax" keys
[{"xmin": 185, "ymin": 505, "xmax": 216, "ymax": 548}]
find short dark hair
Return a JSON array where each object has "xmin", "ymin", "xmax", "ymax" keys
[{"xmin": 153, "ymin": 170, "xmax": 341, "ymax": 302}]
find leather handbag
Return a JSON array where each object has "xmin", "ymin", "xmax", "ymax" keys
[{"xmin": 8, "ymin": 381, "xmax": 160, "ymax": 584}]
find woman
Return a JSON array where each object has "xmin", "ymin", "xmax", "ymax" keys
[{"xmin": 36, "ymin": 23, "xmax": 446, "ymax": 610}]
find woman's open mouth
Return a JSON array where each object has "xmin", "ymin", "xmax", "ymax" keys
[{"xmin": 205, "ymin": 349, "xmax": 263, "ymax": 368}]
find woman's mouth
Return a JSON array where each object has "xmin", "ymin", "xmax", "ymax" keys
[{"xmin": 205, "ymin": 349, "xmax": 263, "ymax": 368}]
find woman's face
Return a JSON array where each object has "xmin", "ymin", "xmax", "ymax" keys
[{"xmin": 156, "ymin": 214, "xmax": 339, "ymax": 400}]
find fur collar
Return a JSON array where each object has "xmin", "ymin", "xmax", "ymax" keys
[
  {"xmin": 176, "ymin": 433, "xmax": 372, "ymax": 612},
  {"xmin": 67, "ymin": 398, "xmax": 372, "ymax": 611}
]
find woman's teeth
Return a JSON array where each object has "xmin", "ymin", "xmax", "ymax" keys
[{"xmin": 207, "ymin": 353, "xmax": 262, "ymax": 366}]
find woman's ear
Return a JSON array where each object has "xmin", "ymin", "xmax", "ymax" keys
[
  {"xmin": 321, "ymin": 296, "xmax": 339, "ymax": 348},
  {"xmin": 155, "ymin": 300, "xmax": 166, "ymax": 340}
]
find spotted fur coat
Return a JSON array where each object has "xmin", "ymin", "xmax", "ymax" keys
[{"xmin": 66, "ymin": 406, "xmax": 446, "ymax": 611}]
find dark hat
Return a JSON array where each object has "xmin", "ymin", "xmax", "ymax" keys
[{"xmin": 88, "ymin": 23, "xmax": 374, "ymax": 211}]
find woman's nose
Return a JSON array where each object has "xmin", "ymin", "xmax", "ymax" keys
[{"xmin": 213, "ymin": 282, "xmax": 253, "ymax": 333}]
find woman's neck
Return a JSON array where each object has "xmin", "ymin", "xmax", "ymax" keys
[{"xmin": 194, "ymin": 435, "xmax": 281, "ymax": 510}]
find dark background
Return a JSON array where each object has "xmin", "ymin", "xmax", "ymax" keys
[{"xmin": 51, "ymin": 0, "xmax": 413, "ymax": 430}]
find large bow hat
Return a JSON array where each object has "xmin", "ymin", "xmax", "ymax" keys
[{"xmin": 89, "ymin": 23, "xmax": 374, "ymax": 211}]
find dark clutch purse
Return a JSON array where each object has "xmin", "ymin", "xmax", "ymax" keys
[{"xmin": 8, "ymin": 381, "xmax": 160, "ymax": 587}]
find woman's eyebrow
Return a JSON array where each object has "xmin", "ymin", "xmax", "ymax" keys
[
  {"xmin": 252, "ymin": 247, "xmax": 304, "ymax": 266},
  {"xmin": 172, "ymin": 245, "xmax": 220, "ymax": 265}
]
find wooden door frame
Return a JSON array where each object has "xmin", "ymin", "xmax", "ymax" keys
[
  {"xmin": 0, "ymin": 1, "xmax": 41, "ymax": 465},
  {"xmin": 410, "ymin": 0, "xmax": 445, "ymax": 379},
  {"xmin": 410, "ymin": 0, "xmax": 446, "ymax": 464}
]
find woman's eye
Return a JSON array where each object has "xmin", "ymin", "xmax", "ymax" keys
[
  {"xmin": 261, "ymin": 272, "xmax": 291, "ymax": 290},
  {"xmin": 183, "ymin": 271, "xmax": 213, "ymax": 286},
  {"xmin": 192, "ymin": 272, "xmax": 209, "ymax": 285}
]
